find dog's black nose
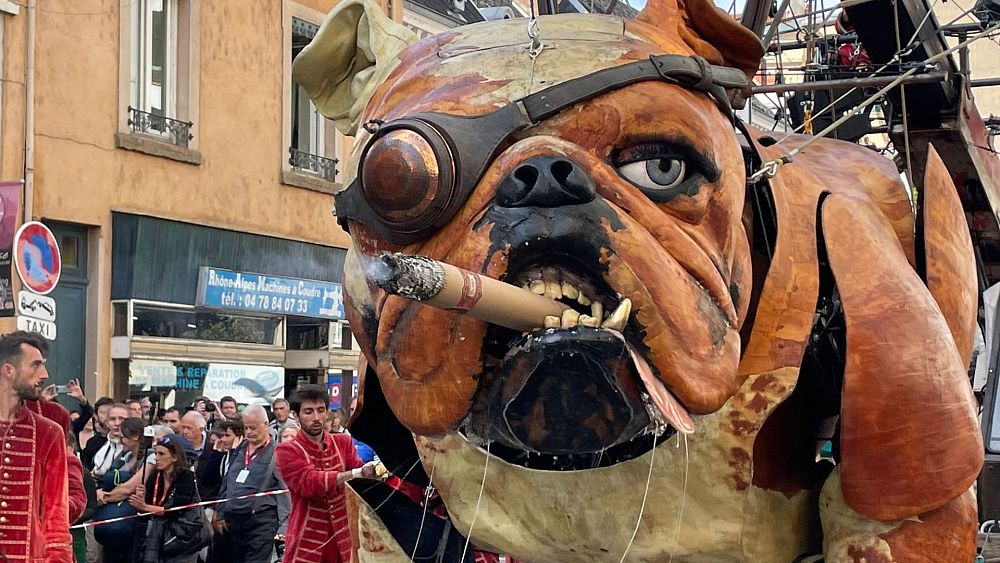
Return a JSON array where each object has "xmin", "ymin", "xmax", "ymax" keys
[{"xmin": 496, "ymin": 155, "xmax": 596, "ymax": 208}]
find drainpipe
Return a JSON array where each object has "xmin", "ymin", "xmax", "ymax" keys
[{"xmin": 21, "ymin": 0, "xmax": 34, "ymax": 222}]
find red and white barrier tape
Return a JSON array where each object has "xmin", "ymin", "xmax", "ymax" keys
[{"xmin": 71, "ymin": 489, "xmax": 289, "ymax": 529}]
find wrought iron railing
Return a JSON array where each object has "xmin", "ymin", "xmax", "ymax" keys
[
  {"xmin": 127, "ymin": 106, "xmax": 194, "ymax": 148},
  {"xmin": 289, "ymin": 147, "xmax": 339, "ymax": 183}
]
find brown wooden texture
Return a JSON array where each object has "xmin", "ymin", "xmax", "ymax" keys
[
  {"xmin": 874, "ymin": 489, "xmax": 978, "ymax": 561},
  {"xmin": 821, "ymin": 467, "xmax": 977, "ymax": 562},
  {"xmin": 316, "ymin": 0, "xmax": 985, "ymax": 556},
  {"xmin": 923, "ymin": 144, "xmax": 978, "ymax": 367},
  {"xmin": 362, "ymin": 64, "xmax": 758, "ymax": 430},
  {"xmin": 822, "ymin": 194, "xmax": 982, "ymax": 521}
]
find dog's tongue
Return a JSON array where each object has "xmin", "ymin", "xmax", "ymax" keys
[{"xmin": 619, "ymin": 336, "xmax": 695, "ymax": 435}]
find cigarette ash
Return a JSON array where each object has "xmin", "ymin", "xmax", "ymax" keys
[{"xmin": 369, "ymin": 253, "xmax": 446, "ymax": 301}]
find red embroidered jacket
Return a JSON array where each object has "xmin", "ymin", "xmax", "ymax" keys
[
  {"xmin": 25, "ymin": 400, "xmax": 86, "ymax": 522},
  {"xmin": 276, "ymin": 431, "xmax": 363, "ymax": 563},
  {"xmin": 0, "ymin": 407, "xmax": 73, "ymax": 562}
]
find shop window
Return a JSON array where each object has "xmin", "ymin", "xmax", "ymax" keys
[
  {"xmin": 113, "ymin": 301, "xmax": 129, "ymax": 337},
  {"xmin": 287, "ymin": 317, "xmax": 329, "ymax": 350},
  {"xmin": 132, "ymin": 303, "xmax": 282, "ymax": 346}
]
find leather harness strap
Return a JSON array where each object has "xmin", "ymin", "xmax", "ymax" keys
[{"xmin": 519, "ymin": 54, "xmax": 750, "ymax": 122}]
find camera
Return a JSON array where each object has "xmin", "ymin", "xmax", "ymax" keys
[
  {"xmin": 54, "ymin": 385, "xmax": 69, "ymax": 394},
  {"xmin": 205, "ymin": 402, "xmax": 217, "ymax": 412},
  {"xmin": 142, "ymin": 424, "xmax": 155, "ymax": 449}
]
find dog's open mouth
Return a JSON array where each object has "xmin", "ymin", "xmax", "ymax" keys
[{"xmin": 461, "ymin": 259, "xmax": 687, "ymax": 471}]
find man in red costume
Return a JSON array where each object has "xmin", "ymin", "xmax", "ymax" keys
[
  {"xmin": 0, "ymin": 331, "xmax": 73, "ymax": 563},
  {"xmin": 25, "ymin": 397, "xmax": 87, "ymax": 523},
  {"xmin": 276, "ymin": 385, "xmax": 374, "ymax": 562}
]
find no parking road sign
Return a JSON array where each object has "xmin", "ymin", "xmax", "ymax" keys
[{"xmin": 14, "ymin": 221, "xmax": 60, "ymax": 295}]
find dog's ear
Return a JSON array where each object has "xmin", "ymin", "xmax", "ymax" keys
[
  {"xmin": 921, "ymin": 144, "xmax": 978, "ymax": 366},
  {"xmin": 292, "ymin": 0, "xmax": 417, "ymax": 135},
  {"xmin": 821, "ymin": 194, "xmax": 983, "ymax": 521},
  {"xmin": 635, "ymin": 0, "xmax": 763, "ymax": 80}
]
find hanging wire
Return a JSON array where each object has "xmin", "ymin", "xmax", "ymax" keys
[
  {"xmin": 892, "ymin": 0, "xmax": 917, "ymax": 200},
  {"xmin": 409, "ymin": 461, "xmax": 436, "ymax": 562},
  {"xmin": 772, "ymin": 18, "xmax": 796, "ymax": 131},
  {"xmin": 750, "ymin": 21, "xmax": 1000, "ymax": 182},
  {"xmin": 666, "ymin": 434, "xmax": 690, "ymax": 563},
  {"xmin": 458, "ymin": 443, "xmax": 491, "ymax": 562},
  {"xmin": 370, "ymin": 458, "xmax": 423, "ymax": 513},
  {"xmin": 618, "ymin": 434, "xmax": 658, "ymax": 563}
]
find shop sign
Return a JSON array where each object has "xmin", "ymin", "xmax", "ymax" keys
[
  {"xmin": 197, "ymin": 267, "xmax": 344, "ymax": 320},
  {"xmin": 130, "ymin": 359, "xmax": 179, "ymax": 390},
  {"xmin": 17, "ymin": 291, "xmax": 55, "ymax": 322},
  {"xmin": 130, "ymin": 360, "xmax": 284, "ymax": 407}
]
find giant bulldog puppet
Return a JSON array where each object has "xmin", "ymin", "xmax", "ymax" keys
[{"xmin": 294, "ymin": 0, "xmax": 985, "ymax": 559}]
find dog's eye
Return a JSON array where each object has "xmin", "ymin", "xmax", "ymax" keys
[
  {"xmin": 617, "ymin": 159, "xmax": 686, "ymax": 191},
  {"xmin": 613, "ymin": 142, "xmax": 711, "ymax": 203}
]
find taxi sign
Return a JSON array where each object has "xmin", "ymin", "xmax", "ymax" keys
[
  {"xmin": 14, "ymin": 222, "xmax": 60, "ymax": 295},
  {"xmin": 16, "ymin": 315, "xmax": 56, "ymax": 340}
]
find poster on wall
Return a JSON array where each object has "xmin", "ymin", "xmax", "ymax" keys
[
  {"xmin": 327, "ymin": 369, "xmax": 358, "ymax": 411},
  {"xmin": 201, "ymin": 363, "xmax": 285, "ymax": 406},
  {"xmin": 130, "ymin": 359, "xmax": 284, "ymax": 408},
  {"xmin": 0, "ymin": 183, "xmax": 21, "ymax": 317}
]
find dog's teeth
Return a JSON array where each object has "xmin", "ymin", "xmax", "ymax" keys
[
  {"xmin": 544, "ymin": 315, "xmax": 560, "ymax": 328},
  {"xmin": 579, "ymin": 314, "xmax": 599, "ymax": 327},
  {"xmin": 590, "ymin": 301, "xmax": 603, "ymax": 321},
  {"xmin": 561, "ymin": 282, "xmax": 579, "ymax": 300},
  {"xmin": 577, "ymin": 293, "xmax": 591, "ymax": 306},
  {"xmin": 561, "ymin": 309, "xmax": 580, "ymax": 328},
  {"xmin": 529, "ymin": 280, "xmax": 546, "ymax": 295},
  {"xmin": 600, "ymin": 298, "xmax": 632, "ymax": 332},
  {"xmin": 545, "ymin": 281, "xmax": 562, "ymax": 300}
]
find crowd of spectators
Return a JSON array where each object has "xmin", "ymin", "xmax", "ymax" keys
[{"xmin": 44, "ymin": 386, "xmax": 373, "ymax": 563}]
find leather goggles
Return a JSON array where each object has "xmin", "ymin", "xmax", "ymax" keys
[{"xmin": 335, "ymin": 54, "xmax": 750, "ymax": 244}]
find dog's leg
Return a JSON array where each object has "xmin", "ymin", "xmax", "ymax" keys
[{"xmin": 820, "ymin": 467, "xmax": 977, "ymax": 562}]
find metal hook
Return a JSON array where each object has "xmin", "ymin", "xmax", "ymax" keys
[
  {"xmin": 748, "ymin": 159, "xmax": 784, "ymax": 183},
  {"xmin": 526, "ymin": 17, "xmax": 544, "ymax": 59}
]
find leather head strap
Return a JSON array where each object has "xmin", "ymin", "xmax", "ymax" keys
[{"xmin": 519, "ymin": 54, "xmax": 751, "ymax": 123}]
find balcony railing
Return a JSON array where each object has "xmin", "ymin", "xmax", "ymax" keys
[
  {"xmin": 289, "ymin": 147, "xmax": 339, "ymax": 183},
  {"xmin": 127, "ymin": 106, "xmax": 194, "ymax": 148}
]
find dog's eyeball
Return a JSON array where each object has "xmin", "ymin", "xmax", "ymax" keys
[{"xmin": 617, "ymin": 158, "xmax": 685, "ymax": 191}]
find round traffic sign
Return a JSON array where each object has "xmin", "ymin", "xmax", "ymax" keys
[{"xmin": 14, "ymin": 222, "xmax": 61, "ymax": 295}]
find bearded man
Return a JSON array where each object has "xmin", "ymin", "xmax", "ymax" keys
[
  {"xmin": 0, "ymin": 330, "xmax": 73, "ymax": 562},
  {"xmin": 276, "ymin": 385, "xmax": 374, "ymax": 563}
]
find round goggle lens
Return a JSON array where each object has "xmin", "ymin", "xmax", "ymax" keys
[{"xmin": 360, "ymin": 129, "xmax": 444, "ymax": 226}]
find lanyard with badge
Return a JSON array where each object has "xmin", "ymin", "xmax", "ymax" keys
[{"xmin": 237, "ymin": 438, "xmax": 270, "ymax": 484}]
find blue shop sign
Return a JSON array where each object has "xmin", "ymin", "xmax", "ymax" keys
[{"xmin": 197, "ymin": 266, "xmax": 345, "ymax": 320}]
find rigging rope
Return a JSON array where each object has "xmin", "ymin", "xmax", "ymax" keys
[
  {"xmin": 893, "ymin": 0, "xmax": 917, "ymax": 200},
  {"xmin": 750, "ymin": 21, "xmax": 1000, "ymax": 183},
  {"xmin": 769, "ymin": 0, "xmax": 974, "ymax": 144}
]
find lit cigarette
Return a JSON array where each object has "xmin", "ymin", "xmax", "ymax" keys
[{"xmin": 369, "ymin": 253, "xmax": 570, "ymax": 332}]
